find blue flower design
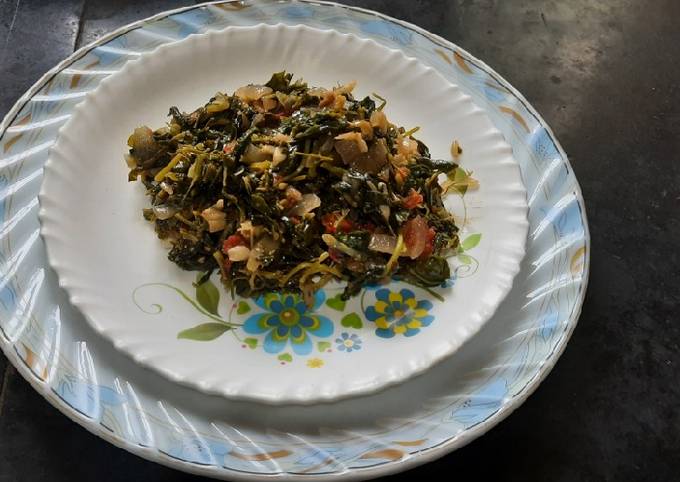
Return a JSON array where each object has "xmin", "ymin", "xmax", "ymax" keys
[
  {"xmin": 243, "ymin": 291, "xmax": 333, "ymax": 355},
  {"xmin": 364, "ymin": 289, "xmax": 434, "ymax": 338},
  {"xmin": 335, "ymin": 332, "xmax": 362, "ymax": 352}
]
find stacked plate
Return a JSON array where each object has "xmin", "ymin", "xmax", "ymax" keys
[{"xmin": 0, "ymin": 1, "xmax": 589, "ymax": 480}]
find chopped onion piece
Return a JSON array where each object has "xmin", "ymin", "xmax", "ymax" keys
[
  {"xmin": 227, "ymin": 245, "xmax": 250, "ymax": 261},
  {"xmin": 379, "ymin": 204, "xmax": 390, "ymax": 221},
  {"xmin": 124, "ymin": 153, "xmax": 137, "ymax": 168},
  {"xmin": 288, "ymin": 193, "xmax": 321, "ymax": 216},
  {"xmin": 201, "ymin": 204, "xmax": 226, "ymax": 233},
  {"xmin": 127, "ymin": 126, "xmax": 158, "ymax": 161},
  {"xmin": 262, "ymin": 96, "xmax": 278, "ymax": 111},
  {"xmin": 272, "ymin": 146, "xmax": 286, "ymax": 166},
  {"xmin": 334, "ymin": 80, "xmax": 357, "ymax": 95},
  {"xmin": 370, "ymin": 110, "xmax": 388, "ymax": 134},
  {"xmin": 335, "ymin": 131, "xmax": 368, "ymax": 152},
  {"xmin": 152, "ymin": 204, "xmax": 178, "ymax": 220},
  {"xmin": 368, "ymin": 233, "xmax": 398, "ymax": 254},
  {"xmin": 235, "ymin": 84, "xmax": 273, "ymax": 102},
  {"xmin": 351, "ymin": 120, "xmax": 373, "ymax": 139}
]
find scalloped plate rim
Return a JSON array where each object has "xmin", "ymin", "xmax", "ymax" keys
[
  {"xmin": 38, "ymin": 22, "xmax": 529, "ymax": 404},
  {"xmin": 0, "ymin": 1, "xmax": 590, "ymax": 480}
]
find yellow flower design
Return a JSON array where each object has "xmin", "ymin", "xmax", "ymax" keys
[
  {"xmin": 306, "ymin": 358, "xmax": 324, "ymax": 368},
  {"xmin": 365, "ymin": 288, "xmax": 434, "ymax": 338}
]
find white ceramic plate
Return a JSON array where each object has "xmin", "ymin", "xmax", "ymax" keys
[
  {"xmin": 0, "ymin": 1, "xmax": 588, "ymax": 479},
  {"xmin": 39, "ymin": 24, "xmax": 528, "ymax": 404}
]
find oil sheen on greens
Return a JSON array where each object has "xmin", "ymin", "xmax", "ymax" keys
[{"xmin": 126, "ymin": 72, "xmax": 461, "ymax": 304}]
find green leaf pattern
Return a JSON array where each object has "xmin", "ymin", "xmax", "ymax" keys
[
  {"xmin": 325, "ymin": 293, "xmax": 346, "ymax": 311},
  {"xmin": 178, "ymin": 323, "xmax": 230, "ymax": 341},
  {"xmin": 237, "ymin": 301, "xmax": 251, "ymax": 314},
  {"xmin": 460, "ymin": 233, "xmax": 481, "ymax": 251},
  {"xmin": 341, "ymin": 312, "xmax": 363, "ymax": 329},
  {"xmin": 195, "ymin": 278, "xmax": 220, "ymax": 315}
]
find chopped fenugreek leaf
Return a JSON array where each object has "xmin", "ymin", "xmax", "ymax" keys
[{"xmin": 126, "ymin": 72, "xmax": 465, "ymax": 300}]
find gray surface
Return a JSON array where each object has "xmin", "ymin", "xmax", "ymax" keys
[
  {"xmin": 0, "ymin": 0, "xmax": 84, "ymax": 116},
  {"xmin": 1, "ymin": 0, "xmax": 679, "ymax": 481}
]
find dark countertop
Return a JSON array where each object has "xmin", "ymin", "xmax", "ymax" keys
[{"xmin": 1, "ymin": 1, "xmax": 678, "ymax": 481}]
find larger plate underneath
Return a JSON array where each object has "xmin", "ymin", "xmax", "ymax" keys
[{"xmin": 0, "ymin": 1, "xmax": 587, "ymax": 480}]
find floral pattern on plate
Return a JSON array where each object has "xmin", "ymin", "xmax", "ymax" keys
[
  {"xmin": 365, "ymin": 288, "xmax": 434, "ymax": 338},
  {"xmin": 243, "ymin": 292, "xmax": 333, "ymax": 355}
]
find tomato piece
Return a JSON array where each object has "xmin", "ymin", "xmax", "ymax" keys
[
  {"xmin": 402, "ymin": 188, "xmax": 424, "ymax": 209},
  {"xmin": 321, "ymin": 213, "xmax": 337, "ymax": 233},
  {"xmin": 419, "ymin": 227, "xmax": 437, "ymax": 259},
  {"xmin": 222, "ymin": 234, "xmax": 246, "ymax": 253},
  {"xmin": 321, "ymin": 212, "xmax": 353, "ymax": 233},
  {"xmin": 338, "ymin": 219, "xmax": 353, "ymax": 233},
  {"xmin": 403, "ymin": 215, "xmax": 429, "ymax": 259}
]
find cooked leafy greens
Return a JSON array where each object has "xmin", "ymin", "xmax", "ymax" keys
[{"xmin": 126, "ymin": 72, "xmax": 465, "ymax": 303}]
